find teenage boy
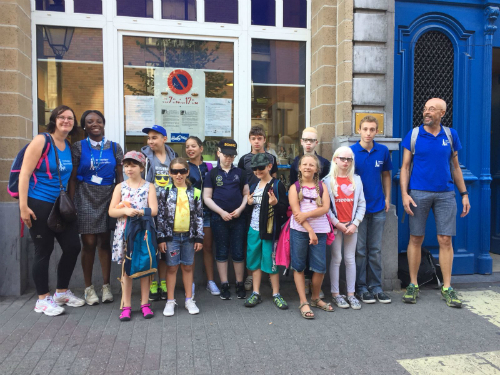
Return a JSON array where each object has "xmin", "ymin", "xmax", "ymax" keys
[
  {"xmin": 141, "ymin": 125, "xmax": 178, "ymax": 301},
  {"xmin": 351, "ymin": 115, "xmax": 393, "ymax": 303},
  {"xmin": 204, "ymin": 139, "xmax": 249, "ymax": 300}
]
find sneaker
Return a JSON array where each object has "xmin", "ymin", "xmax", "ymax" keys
[
  {"xmin": 220, "ymin": 283, "xmax": 231, "ymax": 300},
  {"xmin": 441, "ymin": 287, "xmax": 462, "ymax": 308},
  {"xmin": 101, "ymin": 284, "xmax": 113, "ymax": 303},
  {"xmin": 163, "ymin": 300, "xmax": 177, "ymax": 316},
  {"xmin": 140, "ymin": 304, "xmax": 154, "ymax": 319},
  {"xmin": 244, "ymin": 276, "xmax": 253, "ymax": 291},
  {"xmin": 185, "ymin": 298, "xmax": 200, "ymax": 315},
  {"xmin": 149, "ymin": 281, "xmax": 160, "ymax": 301},
  {"xmin": 402, "ymin": 284, "xmax": 420, "ymax": 304},
  {"xmin": 236, "ymin": 282, "xmax": 246, "ymax": 299},
  {"xmin": 244, "ymin": 292, "xmax": 262, "ymax": 307},
  {"xmin": 357, "ymin": 291, "xmax": 376, "ymax": 304},
  {"xmin": 332, "ymin": 295, "xmax": 349, "ymax": 309},
  {"xmin": 347, "ymin": 295, "xmax": 361, "ymax": 310},
  {"xmin": 119, "ymin": 307, "xmax": 132, "ymax": 321},
  {"xmin": 375, "ymin": 292, "xmax": 391, "ymax": 304},
  {"xmin": 53, "ymin": 290, "xmax": 85, "ymax": 307},
  {"xmin": 159, "ymin": 280, "xmax": 167, "ymax": 300},
  {"xmin": 206, "ymin": 281, "xmax": 220, "ymax": 296},
  {"xmin": 84, "ymin": 285, "xmax": 99, "ymax": 306},
  {"xmin": 273, "ymin": 294, "xmax": 288, "ymax": 310},
  {"xmin": 34, "ymin": 296, "xmax": 65, "ymax": 316},
  {"xmin": 304, "ymin": 279, "xmax": 311, "ymax": 295}
]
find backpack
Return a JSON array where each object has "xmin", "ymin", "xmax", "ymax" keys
[
  {"xmin": 398, "ymin": 248, "xmax": 443, "ymax": 288},
  {"xmin": 209, "ymin": 166, "xmax": 245, "ymax": 193},
  {"xmin": 275, "ymin": 217, "xmax": 291, "ymax": 270},
  {"xmin": 7, "ymin": 133, "xmax": 52, "ymax": 199}
]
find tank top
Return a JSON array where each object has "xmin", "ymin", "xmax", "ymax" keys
[{"xmin": 290, "ymin": 185, "xmax": 330, "ymax": 233}]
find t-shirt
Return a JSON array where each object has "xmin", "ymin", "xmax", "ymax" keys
[
  {"xmin": 204, "ymin": 163, "xmax": 247, "ymax": 213},
  {"xmin": 335, "ymin": 177, "xmax": 354, "ymax": 223},
  {"xmin": 250, "ymin": 185, "xmax": 265, "ymax": 231},
  {"xmin": 173, "ymin": 187, "xmax": 190, "ymax": 232},
  {"xmin": 238, "ymin": 152, "xmax": 278, "ymax": 187}
]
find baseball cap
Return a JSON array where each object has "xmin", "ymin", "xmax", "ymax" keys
[
  {"xmin": 122, "ymin": 150, "xmax": 146, "ymax": 166},
  {"xmin": 142, "ymin": 125, "xmax": 167, "ymax": 137},
  {"xmin": 251, "ymin": 153, "xmax": 271, "ymax": 168},
  {"xmin": 218, "ymin": 138, "xmax": 238, "ymax": 155}
]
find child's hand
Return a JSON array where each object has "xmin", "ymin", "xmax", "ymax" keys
[
  {"xmin": 308, "ymin": 230, "xmax": 318, "ymax": 245},
  {"xmin": 220, "ymin": 210, "xmax": 233, "ymax": 221},
  {"xmin": 124, "ymin": 207, "xmax": 142, "ymax": 217},
  {"xmin": 268, "ymin": 190, "xmax": 278, "ymax": 206},
  {"xmin": 230, "ymin": 209, "xmax": 242, "ymax": 218},
  {"xmin": 335, "ymin": 222, "xmax": 347, "ymax": 233},
  {"xmin": 344, "ymin": 223, "xmax": 356, "ymax": 235},
  {"xmin": 294, "ymin": 212, "xmax": 309, "ymax": 224},
  {"xmin": 248, "ymin": 192, "xmax": 254, "ymax": 205},
  {"xmin": 194, "ymin": 243, "xmax": 203, "ymax": 252},
  {"xmin": 158, "ymin": 243, "xmax": 166, "ymax": 253}
]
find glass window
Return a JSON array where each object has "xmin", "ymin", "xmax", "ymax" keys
[
  {"xmin": 123, "ymin": 37, "xmax": 234, "ymax": 160},
  {"xmin": 251, "ymin": 39, "xmax": 306, "ymax": 189},
  {"xmin": 74, "ymin": 0, "xmax": 102, "ymax": 15},
  {"xmin": 251, "ymin": 0, "xmax": 275, "ymax": 26},
  {"xmin": 36, "ymin": 26, "xmax": 104, "ymax": 143},
  {"xmin": 162, "ymin": 0, "xmax": 196, "ymax": 21},
  {"xmin": 117, "ymin": 0, "xmax": 153, "ymax": 18},
  {"xmin": 283, "ymin": 0, "xmax": 307, "ymax": 28},
  {"xmin": 205, "ymin": 0, "xmax": 238, "ymax": 24},
  {"xmin": 35, "ymin": 0, "xmax": 65, "ymax": 12}
]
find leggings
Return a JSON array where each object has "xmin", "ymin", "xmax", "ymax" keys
[
  {"xmin": 28, "ymin": 197, "xmax": 81, "ymax": 295},
  {"xmin": 330, "ymin": 231, "xmax": 357, "ymax": 294}
]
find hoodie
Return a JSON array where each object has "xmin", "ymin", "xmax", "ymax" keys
[{"xmin": 141, "ymin": 144, "xmax": 178, "ymax": 195}]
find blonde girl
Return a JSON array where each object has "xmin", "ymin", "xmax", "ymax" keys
[{"xmin": 324, "ymin": 146, "xmax": 366, "ymax": 310}]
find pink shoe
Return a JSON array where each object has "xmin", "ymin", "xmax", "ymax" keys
[
  {"xmin": 120, "ymin": 306, "xmax": 132, "ymax": 321},
  {"xmin": 141, "ymin": 304, "xmax": 154, "ymax": 319}
]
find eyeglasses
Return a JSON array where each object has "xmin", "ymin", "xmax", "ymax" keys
[
  {"xmin": 422, "ymin": 107, "xmax": 442, "ymax": 113},
  {"xmin": 251, "ymin": 165, "xmax": 267, "ymax": 171},
  {"xmin": 170, "ymin": 168, "xmax": 189, "ymax": 175},
  {"xmin": 57, "ymin": 116, "xmax": 74, "ymax": 122},
  {"xmin": 302, "ymin": 138, "xmax": 318, "ymax": 144},
  {"xmin": 337, "ymin": 157, "xmax": 353, "ymax": 163},
  {"xmin": 222, "ymin": 154, "xmax": 236, "ymax": 159}
]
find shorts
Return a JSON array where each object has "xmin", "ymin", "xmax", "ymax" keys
[
  {"xmin": 290, "ymin": 229, "xmax": 327, "ymax": 274},
  {"xmin": 211, "ymin": 214, "xmax": 245, "ymax": 262},
  {"xmin": 203, "ymin": 207, "xmax": 211, "ymax": 228},
  {"xmin": 409, "ymin": 190, "xmax": 457, "ymax": 237},
  {"xmin": 246, "ymin": 227, "xmax": 278, "ymax": 274},
  {"xmin": 165, "ymin": 233, "xmax": 195, "ymax": 266}
]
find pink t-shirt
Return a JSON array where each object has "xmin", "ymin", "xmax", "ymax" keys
[{"xmin": 290, "ymin": 185, "xmax": 330, "ymax": 233}]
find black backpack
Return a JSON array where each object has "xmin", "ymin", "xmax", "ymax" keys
[{"xmin": 398, "ymin": 248, "xmax": 443, "ymax": 288}]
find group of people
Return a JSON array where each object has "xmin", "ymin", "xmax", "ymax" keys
[{"xmin": 17, "ymin": 97, "xmax": 470, "ymax": 320}]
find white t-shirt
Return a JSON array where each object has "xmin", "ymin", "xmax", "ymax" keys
[{"xmin": 250, "ymin": 186, "xmax": 265, "ymax": 231}]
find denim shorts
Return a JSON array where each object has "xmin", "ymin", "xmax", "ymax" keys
[
  {"xmin": 165, "ymin": 233, "xmax": 195, "ymax": 266},
  {"xmin": 203, "ymin": 207, "xmax": 211, "ymax": 228},
  {"xmin": 211, "ymin": 214, "xmax": 246, "ymax": 263},
  {"xmin": 290, "ymin": 229, "xmax": 327, "ymax": 274},
  {"xmin": 409, "ymin": 190, "xmax": 457, "ymax": 236}
]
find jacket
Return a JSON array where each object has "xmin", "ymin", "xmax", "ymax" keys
[{"xmin": 141, "ymin": 144, "xmax": 178, "ymax": 184}]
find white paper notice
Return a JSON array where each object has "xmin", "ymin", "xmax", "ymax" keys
[
  {"xmin": 205, "ymin": 98, "xmax": 232, "ymax": 137},
  {"xmin": 125, "ymin": 96, "xmax": 155, "ymax": 133}
]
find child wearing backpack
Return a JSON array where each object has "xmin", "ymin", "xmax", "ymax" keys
[
  {"xmin": 109, "ymin": 151, "xmax": 158, "ymax": 321},
  {"xmin": 156, "ymin": 157, "xmax": 204, "ymax": 316},
  {"xmin": 289, "ymin": 154, "xmax": 333, "ymax": 319},
  {"xmin": 244, "ymin": 153, "xmax": 289, "ymax": 309},
  {"xmin": 323, "ymin": 146, "xmax": 366, "ymax": 310}
]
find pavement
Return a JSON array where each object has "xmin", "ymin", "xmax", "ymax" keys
[{"xmin": 1, "ymin": 281, "xmax": 500, "ymax": 375}]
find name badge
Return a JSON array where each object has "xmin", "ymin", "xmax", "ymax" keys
[{"xmin": 91, "ymin": 175, "xmax": 103, "ymax": 184}]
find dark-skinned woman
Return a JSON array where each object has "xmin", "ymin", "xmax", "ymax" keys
[
  {"xmin": 19, "ymin": 105, "xmax": 85, "ymax": 317},
  {"xmin": 68, "ymin": 110, "xmax": 124, "ymax": 305}
]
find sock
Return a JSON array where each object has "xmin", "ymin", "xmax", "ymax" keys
[
  {"xmin": 273, "ymin": 293, "xmax": 280, "ymax": 297},
  {"xmin": 185, "ymin": 297, "xmax": 192, "ymax": 302},
  {"xmin": 55, "ymin": 291, "xmax": 66, "ymax": 296},
  {"xmin": 253, "ymin": 291, "xmax": 260, "ymax": 295},
  {"xmin": 167, "ymin": 299, "xmax": 175, "ymax": 303}
]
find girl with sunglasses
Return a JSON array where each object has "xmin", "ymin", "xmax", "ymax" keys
[
  {"xmin": 156, "ymin": 158, "xmax": 204, "ymax": 316},
  {"xmin": 324, "ymin": 146, "xmax": 366, "ymax": 310}
]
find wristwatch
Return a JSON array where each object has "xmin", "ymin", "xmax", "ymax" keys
[{"xmin": 460, "ymin": 191, "xmax": 469, "ymax": 196}]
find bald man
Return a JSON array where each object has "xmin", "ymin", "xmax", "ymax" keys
[{"xmin": 400, "ymin": 98, "xmax": 470, "ymax": 308}]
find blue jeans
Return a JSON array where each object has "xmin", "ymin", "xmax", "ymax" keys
[
  {"xmin": 290, "ymin": 229, "xmax": 327, "ymax": 274},
  {"xmin": 211, "ymin": 214, "xmax": 246, "ymax": 263},
  {"xmin": 165, "ymin": 233, "xmax": 195, "ymax": 266},
  {"xmin": 355, "ymin": 210, "xmax": 386, "ymax": 294}
]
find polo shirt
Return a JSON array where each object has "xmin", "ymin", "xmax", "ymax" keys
[
  {"xmin": 204, "ymin": 162, "xmax": 247, "ymax": 213},
  {"xmin": 238, "ymin": 151, "xmax": 278, "ymax": 187},
  {"xmin": 401, "ymin": 124, "xmax": 462, "ymax": 192},
  {"xmin": 351, "ymin": 141, "xmax": 393, "ymax": 213},
  {"xmin": 289, "ymin": 152, "xmax": 331, "ymax": 185}
]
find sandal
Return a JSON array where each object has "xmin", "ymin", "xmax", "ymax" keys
[
  {"xmin": 311, "ymin": 298, "xmax": 334, "ymax": 312},
  {"xmin": 119, "ymin": 306, "xmax": 132, "ymax": 321},
  {"xmin": 299, "ymin": 302, "xmax": 315, "ymax": 319},
  {"xmin": 140, "ymin": 304, "xmax": 154, "ymax": 319}
]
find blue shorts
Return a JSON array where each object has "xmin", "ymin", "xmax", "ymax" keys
[
  {"xmin": 165, "ymin": 233, "xmax": 195, "ymax": 266},
  {"xmin": 290, "ymin": 229, "xmax": 327, "ymax": 274}
]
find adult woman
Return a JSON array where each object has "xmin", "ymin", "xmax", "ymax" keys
[
  {"xmin": 19, "ymin": 105, "xmax": 85, "ymax": 316},
  {"xmin": 68, "ymin": 110, "xmax": 123, "ymax": 305}
]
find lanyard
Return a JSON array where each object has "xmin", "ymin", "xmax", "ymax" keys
[{"xmin": 87, "ymin": 137, "xmax": 105, "ymax": 172}]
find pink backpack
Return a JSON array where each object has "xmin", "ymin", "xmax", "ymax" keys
[{"xmin": 275, "ymin": 217, "xmax": 292, "ymax": 269}]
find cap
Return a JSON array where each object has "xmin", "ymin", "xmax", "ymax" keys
[
  {"xmin": 142, "ymin": 125, "xmax": 167, "ymax": 137},
  {"xmin": 218, "ymin": 138, "xmax": 238, "ymax": 155},
  {"xmin": 122, "ymin": 150, "xmax": 146, "ymax": 166},
  {"xmin": 251, "ymin": 153, "xmax": 271, "ymax": 168}
]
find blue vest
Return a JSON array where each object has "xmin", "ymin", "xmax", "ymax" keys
[{"xmin": 76, "ymin": 140, "xmax": 116, "ymax": 186}]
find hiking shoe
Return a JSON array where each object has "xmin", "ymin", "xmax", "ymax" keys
[
  {"xmin": 185, "ymin": 298, "xmax": 200, "ymax": 315},
  {"xmin": 347, "ymin": 295, "xmax": 361, "ymax": 310},
  {"xmin": 236, "ymin": 282, "xmax": 246, "ymax": 299},
  {"xmin": 220, "ymin": 283, "xmax": 231, "ymax": 300},
  {"xmin": 140, "ymin": 304, "xmax": 154, "ymax": 319},
  {"xmin": 84, "ymin": 285, "xmax": 99, "ymax": 306},
  {"xmin": 244, "ymin": 292, "xmax": 262, "ymax": 307},
  {"xmin": 53, "ymin": 290, "xmax": 85, "ymax": 307},
  {"xmin": 244, "ymin": 276, "xmax": 253, "ymax": 291},
  {"xmin": 402, "ymin": 284, "xmax": 419, "ymax": 304},
  {"xmin": 163, "ymin": 300, "xmax": 177, "ymax": 316},
  {"xmin": 149, "ymin": 281, "xmax": 160, "ymax": 301},
  {"xmin": 273, "ymin": 294, "xmax": 288, "ymax": 310},
  {"xmin": 102, "ymin": 284, "xmax": 113, "ymax": 303},
  {"xmin": 304, "ymin": 279, "xmax": 311, "ymax": 295},
  {"xmin": 357, "ymin": 291, "xmax": 376, "ymax": 304},
  {"xmin": 119, "ymin": 307, "xmax": 131, "ymax": 321},
  {"xmin": 159, "ymin": 280, "xmax": 167, "ymax": 300},
  {"xmin": 332, "ymin": 295, "xmax": 349, "ymax": 309},
  {"xmin": 206, "ymin": 281, "xmax": 220, "ymax": 295},
  {"xmin": 441, "ymin": 287, "xmax": 462, "ymax": 308},
  {"xmin": 34, "ymin": 296, "xmax": 65, "ymax": 316},
  {"xmin": 376, "ymin": 292, "xmax": 391, "ymax": 304}
]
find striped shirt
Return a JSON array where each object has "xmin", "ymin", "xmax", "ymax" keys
[{"xmin": 290, "ymin": 185, "xmax": 330, "ymax": 233}]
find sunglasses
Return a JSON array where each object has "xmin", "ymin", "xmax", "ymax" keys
[
  {"xmin": 170, "ymin": 168, "xmax": 189, "ymax": 175},
  {"xmin": 251, "ymin": 165, "xmax": 267, "ymax": 171},
  {"xmin": 337, "ymin": 157, "xmax": 353, "ymax": 163}
]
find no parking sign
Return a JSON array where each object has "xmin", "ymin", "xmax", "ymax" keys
[{"xmin": 167, "ymin": 69, "xmax": 193, "ymax": 95}]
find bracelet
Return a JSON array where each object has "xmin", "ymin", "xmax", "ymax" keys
[{"xmin": 460, "ymin": 191, "xmax": 469, "ymax": 196}]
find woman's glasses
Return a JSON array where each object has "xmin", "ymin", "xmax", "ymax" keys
[
  {"xmin": 337, "ymin": 157, "xmax": 353, "ymax": 163},
  {"xmin": 170, "ymin": 168, "xmax": 189, "ymax": 175},
  {"xmin": 251, "ymin": 165, "xmax": 267, "ymax": 171}
]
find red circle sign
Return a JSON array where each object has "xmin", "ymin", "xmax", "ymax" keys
[{"xmin": 167, "ymin": 69, "xmax": 193, "ymax": 95}]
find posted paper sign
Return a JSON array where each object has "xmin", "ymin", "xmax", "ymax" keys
[
  {"xmin": 205, "ymin": 98, "xmax": 232, "ymax": 137},
  {"xmin": 125, "ymin": 96, "xmax": 155, "ymax": 133}
]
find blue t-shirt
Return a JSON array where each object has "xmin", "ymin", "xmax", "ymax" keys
[
  {"xmin": 204, "ymin": 162, "xmax": 247, "ymax": 213},
  {"xmin": 351, "ymin": 141, "xmax": 393, "ymax": 213},
  {"xmin": 401, "ymin": 125, "xmax": 462, "ymax": 192},
  {"xmin": 28, "ymin": 141, "xmax": 72, "ymax": 203}
]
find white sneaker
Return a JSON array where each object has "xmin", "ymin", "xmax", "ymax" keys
[
  {"xmin": 53, "ymin": 289, "xmax": 85, "ymax": 307},
  {"xmin": 163, "ymin": 300, "xmax": 177, "ymax": 317},
  {"xmin": 84, "ymin": 285, "xmax": 99, "ymax": 306},
  {"xmin": 185, "ymin": 298, "xmax": 200, "ymax": 315},
  {"xmin": 34, "ymin": 296, "xmax": 65, "ymax": 316},
  {"xmin": 244, "ymin": 276, "xmax": 253, "ymax": 291},
  {"xmin": 101, "ymin": 284, "xmax": 113, "ymax": 303},
  {"xmin": 206, "ymin": 280, "xmax": 220, "ymax": 295},
  {"xmin": 304, "ymin": 279, "xmax": 311, "ymax": 295}
]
